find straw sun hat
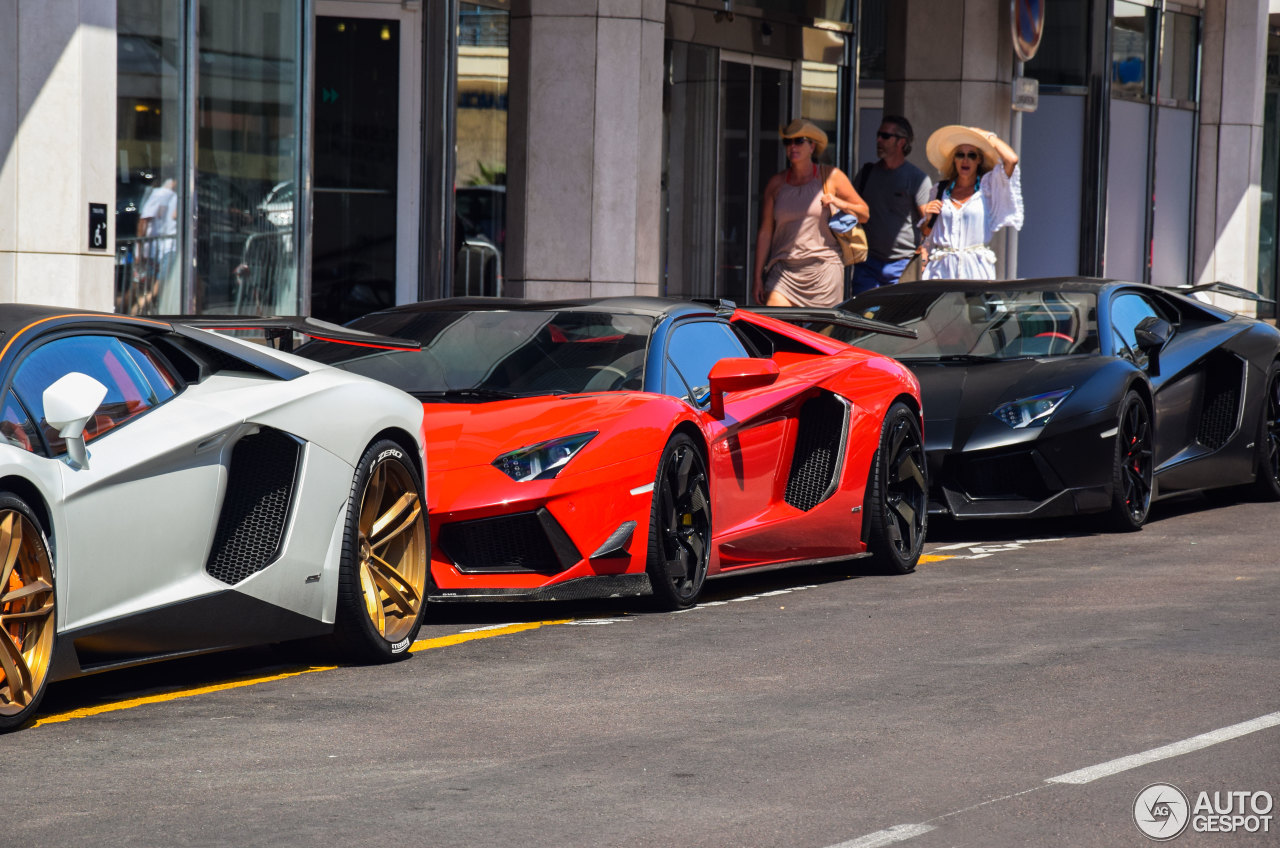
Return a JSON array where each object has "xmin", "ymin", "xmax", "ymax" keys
[
  {"xmin": 779, "ymin": 118, "xmax": 827, "ymax": 157},
  {"xmin": 925, "ymin": 124, "xmax": 999, "ymax": 175}
]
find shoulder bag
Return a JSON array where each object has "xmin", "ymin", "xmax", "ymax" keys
[{"xmin": 822, "ymin": 167, "xmax": 868, "ymax": 265}]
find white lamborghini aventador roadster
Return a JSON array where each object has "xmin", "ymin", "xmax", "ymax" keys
[{"xmin": 0, "ymin": 305, "xmax": 430, "ymax": 731}]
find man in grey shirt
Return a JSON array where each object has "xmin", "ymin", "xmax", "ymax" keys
[{"xmin": 850, "ymin": 116, "xmax": 933, "ymax": 294}]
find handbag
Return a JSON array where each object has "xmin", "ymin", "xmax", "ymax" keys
[{"xmin": 822, "ymin": 167, "xmax": 868, "ymax": 265}]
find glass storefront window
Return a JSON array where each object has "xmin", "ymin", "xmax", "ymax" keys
[
  {"xmin": 455, "ymin": 2, "xmax": 509, "ymax": 298},
  {"xmin": 116, "ymin": 3, "xmax": 183, "ymax": 315},
  {"xmin": 1112, "ymin": 1, "xmax": 1155, "ymax": 103},
  {"xmin": 115, "ymin": 0, "xmax": 304, "ymax": 317},
  {"xmin": 195, "ymin": 0, "xmax": 302, "ymax": 315},
  {"xmin": 1158, "ymin": 11, "xmax": 1199, "ymax": 105},
  {"xmin": 1024, "ymin": 0, "xmax": 1089, "ymax": 87}
]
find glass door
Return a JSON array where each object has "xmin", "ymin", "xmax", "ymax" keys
[
  {"xmin": 718, "ymin": 56, "xmax": 792, "ymax": 305},
  {"xmin": 313, "ymin": 3, "xmax": 420, "ymax": 323}
]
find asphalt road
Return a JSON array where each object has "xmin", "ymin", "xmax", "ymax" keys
[{"xmin": 7, "ymin": 493, "xmax": 1278, "ymax": 848}]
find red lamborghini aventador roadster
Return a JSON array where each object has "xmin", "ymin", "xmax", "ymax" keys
[{"xmin": 296, "ymin": 297, "xmax": 927, "ymax": 609}]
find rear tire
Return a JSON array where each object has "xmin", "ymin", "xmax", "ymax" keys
[
  {"xmin": 1252, "ymin": 362, "xmax": 1280, "ymax": 500},
  {"xmin": 0, "ymin": 494, "xmax": 56, "ymax": 732},
  {"xmin": 645, "ymin": 433, "xmax": 711, "ymax": 610},
  {"xmin": 862, "ymin": 402, "xmax": 928, "ymax": 574},
  {"xmin": 331, "ymin": 440, "xmax": 429, "ymax": 663},
  {"xmin": 1104, "ymin": 391, "xmax": 1153, "ymax": 531}
]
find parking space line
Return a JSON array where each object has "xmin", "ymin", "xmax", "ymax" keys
[
  {"xmin": 1046, "ymin": 710, "xmax": 1280, "ymax": 784},
  {"xmin": 32, "ymin": 665, "xmax": 338, "ymax": 728},
  {"xmin": 410, "ymin": 619, "xmax": 571, "ymax": 652},
  {"xmin": 825, "ymin": 824, "xmax": 936, "ymax": 848}
]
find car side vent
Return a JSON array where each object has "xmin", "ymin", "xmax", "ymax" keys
[
  {"xmin": 205, "ymin": 428, "xmax": 301, "ymax": 585},
  {"xmin": 1196, "ymin": 356, "xmax": 1243, "ymax": 450},
  {"xmin": 784, "ymin": 393, "xmax": 849, "ymax": 511}
]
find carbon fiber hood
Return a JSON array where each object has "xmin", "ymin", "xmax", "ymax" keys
[{"xmin": 906, "ymin": 356, "xmax": 1114, "ymax": 452}]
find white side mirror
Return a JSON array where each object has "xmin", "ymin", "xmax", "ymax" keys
[{"xmin": 42, "ymin": 372, "xmax": 108, "ymax": 469}]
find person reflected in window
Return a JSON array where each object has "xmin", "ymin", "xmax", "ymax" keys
[
  {"xmin": 919, "ymin": 125, "xmax": 1023, "ymax": 280},
  {"xmin": 753, "ymin": 119, "xmax": 869, "ymax": 307}
]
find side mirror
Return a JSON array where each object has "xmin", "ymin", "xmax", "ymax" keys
[
  {"xmin": 707, "ymin": 358, "xmax": 779, "ymax": 419},
  {"xmin": 42, "ymin": 372, "xmax": 108, "ymax": 469},
  {"xmin": 1133, "ymin": 316, "xmax": 1173, "ymax": 375}
]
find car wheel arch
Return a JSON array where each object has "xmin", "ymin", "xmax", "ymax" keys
[
  {"xmin": 0, "ymin": 475, "xmax": 53, "ymax": 545},
  {"xmin": 366, "ymin": 427, "xmax": 425, "ymax": 481}
]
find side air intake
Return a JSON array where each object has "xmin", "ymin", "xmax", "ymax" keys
[
  {"xmin": 206, "ymin": 428, "xmax": 301, "ymax": 585},
  {"xmin": 784, "ymin": 393, "xmax": 849, "ymax": 511}
]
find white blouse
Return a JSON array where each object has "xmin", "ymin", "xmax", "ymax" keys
[{"xmin": 922, "ymin": 162, "xmax": 1024, "ymax": 280}]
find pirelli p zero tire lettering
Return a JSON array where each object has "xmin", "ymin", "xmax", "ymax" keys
[
  {"xmin": 862, "ymin": 402, "xmax": 928, "ymax": 575},
  {"xmin": 1253, "ymin": 362, "xmax": 1280, "ymax": 501},
  {"xmin": 1106, "ymin": 390, "xmax": 1154, "ymax": 532},
  {"xmin": 646, "ymin": 432, "xmax": 711, "ymax": 611},
  {"xmin": 0, "ymin": 493, "xmax": 56, "ymax": 732},
  {"xmin": 332, "ymin": 440, "xmax": 429, "ymax": 663}
]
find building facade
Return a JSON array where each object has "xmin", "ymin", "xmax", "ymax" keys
[{"xmin": 2, "ymin": 0, "xmax": 1278, "ymax": 319}]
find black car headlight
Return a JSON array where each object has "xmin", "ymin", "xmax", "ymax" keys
[
  {"xmin": 492, "ymin": 432, "xmax": 598, "ymax": 481},
  {"xmin": 992, "ymin": 388, "xmax": 1073, "ymax": 429}
]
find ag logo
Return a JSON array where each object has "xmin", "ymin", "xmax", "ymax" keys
[{"xmin": 1135, "ymin": 783, "xmax": 1190, "ymax": 840}]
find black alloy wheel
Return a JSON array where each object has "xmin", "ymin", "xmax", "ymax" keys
[
  {"xmin": 863, "ymin": 402, "xmax": 928, "ymax": 574},
  {"xmin": 1106, "ymin": 391, "xmax": 1154, "ymax": 531},
  {"xmin": 1254, "ymin": 363, "xmax": 1280, "ymax": 500},
  {"xmin": 646, "ymin": 433, "xmax": 711, "ymax": 610}
]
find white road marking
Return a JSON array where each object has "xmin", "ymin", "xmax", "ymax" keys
[
  {"xmin": 460, "ymin": 623, "xmax": 522, "ymax": 633},
  {"xmin": 1046, "ymin": 710, "xmax": 1280, "ymax": 784},
  {"xmin": 824, "ymin": 713, "xmax": 1280, "ymax": 846},
  {"xmin": 824, "ymin": 824, "xmax": 936, "ymax": 848}
]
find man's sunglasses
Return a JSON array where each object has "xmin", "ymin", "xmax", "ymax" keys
[
  {"xmin": 783, "ymin": 137, "xmax": 811, "ymax": 147},
  {"xmin": 954, "ymin": 150, "xmax": 981, "ymax": 161},
  {"xmin": 876, "ymin": 131, "xmax": 906, "ymax": 141}
]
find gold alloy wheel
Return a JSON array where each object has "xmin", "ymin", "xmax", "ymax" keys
[
  {"xmin": 0, "ymin": 509, "xmax": 55, "ymax": 718},
  {"xmin": 356, "ymin": 458, "xmax": 427, "ymax": 645}
]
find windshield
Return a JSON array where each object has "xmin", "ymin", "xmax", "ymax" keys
[
  {"xmin": 836, "ymin": 290, "xmax": 1099, "ymax": 359},
  {"xmin": 299, "ymin": 310, "xmax": 653, "ymax": 397}
]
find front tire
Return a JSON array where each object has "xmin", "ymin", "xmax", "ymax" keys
[
  {"xmin": 332, "ymin": 440, "xmax": 429, "ymax": 663},
  {"xmin": 1252, "ymin": 362, "xmax": 1280, "ymax": 500},
  {"xmin": 645, "ymin": 433, "xmax": 711, "ymax": 610},
  {"xmin": 862, "ymin": 402, "xmax": 928, "ymax": 574},
  {"xmin": 1105, "ymin": 391, "xmax": 1153, "ymax": 531},
  {"xmin": 0, "ymin": 494, "xmax": 56, "ymax": 732}
]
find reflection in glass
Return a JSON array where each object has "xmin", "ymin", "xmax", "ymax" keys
[
  {"xmin": 455, "ymin": 3, "xmax": 509, "ymax": 298},
  {"xmin": 1111, "ymin": 1, "xmax": 1154, "ymax": 102},
  {"xmin": 1158, "ymin": 11, "xmax": 1199, "ymax": 104},
  {"xmin": 196, "ymin": 0, "xmax": 301, "ymax": 315},
  {"xmin": 115, "ymin": 2, "xmax": 183, "ymax": 315}
]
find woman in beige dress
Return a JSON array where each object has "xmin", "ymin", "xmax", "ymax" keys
[{"xmin": 752, "ymin": 119, "xmax": 869, "ymax": 307}]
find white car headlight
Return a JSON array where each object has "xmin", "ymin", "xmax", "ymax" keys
[
  {"xmin": 992, "ymin": 388, "xmax": 1073, "ymax": 429},
  {"xmin": 492, "ymin": 432, "xmax": 598, "ymax": 482}
]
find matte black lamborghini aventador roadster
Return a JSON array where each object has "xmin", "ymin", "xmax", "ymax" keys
[{"xmin": 760, "ymin": 278, "xmax": 1280, "ymax": 530}]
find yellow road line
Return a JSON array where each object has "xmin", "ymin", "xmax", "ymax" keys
[
  {"xmin": 32, "ymin": 666, "xmax": 338, "ymax": 727},
  {"xmin": 919, "ymin": 554, "xmax": 953, "ymax": 564},
  {"xmin": 34, "ymin": 619, "xmax": 572, "ymax": 728},
  {"xmin": 409, "ymin": 619, "xmax": 571, "ymax": 652}
]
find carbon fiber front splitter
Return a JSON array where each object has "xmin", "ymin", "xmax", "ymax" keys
[{"xmin": 427, "ymin": 573, "xmax": 653, "ymax": 603}]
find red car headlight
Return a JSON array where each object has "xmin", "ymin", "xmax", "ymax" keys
[{"xmin": 492, "ymin": 431, "xmax": 598, "ymax": 482}]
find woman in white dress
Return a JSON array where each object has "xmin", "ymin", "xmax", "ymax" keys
[{"xmin": 919, "ymin": 125, "xmax": 1023, "ymax": 280}]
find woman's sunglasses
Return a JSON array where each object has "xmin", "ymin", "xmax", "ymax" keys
[
  {"xmin": 954, "ymin": 150, "xmax": 981, "ymax": 161},
  {"xmin": 783, "ymin": 137, "xmax": 811, "ymax": 147}
]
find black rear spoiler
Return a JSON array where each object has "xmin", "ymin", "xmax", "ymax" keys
[
  {"xmin": 1177, "ymin": 282, "xmax": 1275, "ymax": 304},
  {"xmin": 153, "ymin": 315, "xmax": 422, "ymax": 352},
  {"xmin": 744, "ymin": 307, "xmax": 919, "ymax": 340}
]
